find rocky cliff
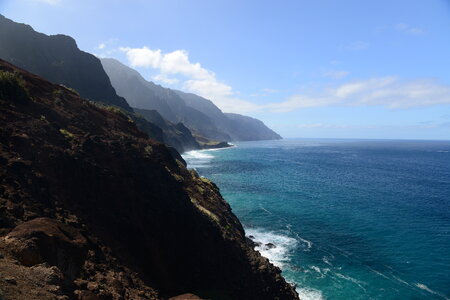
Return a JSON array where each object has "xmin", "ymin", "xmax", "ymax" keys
[
  {"xmin": 0, "ymin": 59, "xmax": 298, "ymax": 299},
  {"xmin": 0, "ymin": 14, "xmax": 132, "ymax": 112},
  {"xmin": 100, "ymin": 58, "xmax": 231, "ymax": 142},
  {"xmin": 133, "ymin": 108, "xmax": 200, "ymax": 153},
  {"xmin": 100, "ymin": 58, "xmax": 282, "ymax": 142}
]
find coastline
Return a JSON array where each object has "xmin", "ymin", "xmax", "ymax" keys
[{"xmin": 182, "ymin": 139, "xmax": 450, "ymax": 300}]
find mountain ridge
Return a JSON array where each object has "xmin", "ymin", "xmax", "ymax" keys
[
  {"xmin": 0, "ymin": 14, "xmax": 132, "ymax": 112},
  {"xmin": 100, "ymin": 58, "xmax": 282, "ymax": 142},
  {"xmin": 0, "ymin": 14, "xmax": 211, "ymax": 153}
]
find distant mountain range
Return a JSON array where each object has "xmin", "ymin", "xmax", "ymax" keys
[
  {"xmin": 0, "ymin": 14, "xmax": 281, "ymax": 154},
  {"xmin": 101, "ymin": 58, "xmax": 282, "ymax": 142}
]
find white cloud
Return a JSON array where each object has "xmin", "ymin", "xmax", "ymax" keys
[
  {"xmin": 152, "ymin": 74, "xmax": 179, "ymax": 85},
  {"xmin": 120, "ymin": 47, "xmax": 162, "ymax": 69},
  {"xmin": 295, "ymin": 122, "xmax": 450, "ymax": 131},
  {"xmin": 251, "ymin": 88, "xmax": 279, "ymax": 97},
  {"xmin": 297, "ymin": 123, "xmax": 350, "ymax": 129},
  {"xmin": 323, "ymin": 70, "xmax": 349, "ymax": 79},
  {"xmin": 341, "ymin": 41, "xmax": 369, "ymax": 51},
  {"xmin": 263, "ymin": 88, "xmax": 278, "ymax": 94},
  {"xmin": 396, "ymin": 23, "xmax": 424, "ymax": 35},
  {"xmin": 33, "ymin": 0, "xmax": 61, "ymax": 5},
  {"xmin": 94, "ymin": 39, "xmax": 119, "ymax": 56},
  {"xmin": 120, "ymin": 46, "xmax": 259, "ymax": 113},
  {"xmin": 266, "ymin": 77, "xmax": 450, "ymax": 112},
  {"xmin": 119, "ymin": 46, "xmax": 450, "ymax": 114}
]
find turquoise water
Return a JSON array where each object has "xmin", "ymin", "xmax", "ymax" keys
[{"xmin": 183, "ymin": 139, "xmax": 450, "ymax": 300}]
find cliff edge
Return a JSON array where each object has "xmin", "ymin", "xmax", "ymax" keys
[{"xmin": 0, "ymin": 59, "xmax": 298, "ymax": 299}]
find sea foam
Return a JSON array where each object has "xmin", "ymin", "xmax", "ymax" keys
[
  {"xmin": 183, "ymin": 150, "xmax": 214, "ymax": 160},
  {"xmin": 296, "ymin": 287, "xmax": 325, "ymax": 300},
  {"xmin": 182, "ymin": 150, "xmax": 215, "ymax": 169},
  {"xmin": 245, "ymin": 227, "xmax": 297, "ymax": 269},
  {"xmin": 415, "ymin": 283, "xmax": 449, "ymax": 299}
]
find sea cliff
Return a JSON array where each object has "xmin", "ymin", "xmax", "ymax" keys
[{"xmin": 0, "ymin": 59, "xmax": 298, "ymax": 299}]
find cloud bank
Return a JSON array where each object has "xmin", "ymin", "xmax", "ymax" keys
[
  {"xmin": 120, "ymin": 46, "xmax": 450, "ymax": 114},
  {"xmin": 120, "ymin": 46, "xmax": 259, "ymax": 112},
  {"xmin": 33, "ymin": 0, "xmax": 61, "ymax": 5},
  {"xmin": 269, "ymin": 77, "xmax": 450, "ymax": 112}
]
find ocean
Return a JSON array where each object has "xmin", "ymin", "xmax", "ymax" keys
[{"xmin": 182, "ymin": 139, "xmax": 450, "ymax": 300}]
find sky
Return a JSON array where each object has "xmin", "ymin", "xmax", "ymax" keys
[{"xmin": 1, "ymin": 0, "xmax": 450, "ymax": 139}]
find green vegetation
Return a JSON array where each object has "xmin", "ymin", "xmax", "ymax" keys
[
  {"xmin": 200, "ymin": 177, "xmax": 212, "ymax": 184},
  {"xmin": 144, "ymin": 145, "xmax": 153, "ymax": 155},
  {"xmin": 190, "ymin": 196, "xmax": 219, "ymax": 223},
  {"xmin": 52, "ymin": 89, "xmax": 63, "ymax": 97},
  {"xmin": 89, "ymin": 101, "xmax": 131, "ymax": 120},
  {"xmin": 0, "ymin": 71, "xmax": 31, "ymax": 103},
  {"xmin": 59, "ymin": 128, "xmax": 75, "ymax": 139},
  {"xmin": 59, "ymin": 84, "xmax": 80, "ymax": 96}
]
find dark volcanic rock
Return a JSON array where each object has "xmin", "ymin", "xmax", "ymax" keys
[
  {"xmin": 265, "ymin": 243, "xmax": 277, "ymax": 249},
  {"xmin": 134, "ymin": 108, "xmax": 200, "ymax": 153},
  {"xmin": 4, "ymin": 217, "xmax": 88, "ymax": 274},
  {"xmin": 0, "ymin": 59, "xmax": 298, "ymax": 300},
  {"xmin": 0, "ymin": 14, "xmax": 132, "ymax": 112},
  {"xmin": 168, "ymin": 294, "xmax": 204, "ymax": 300}
]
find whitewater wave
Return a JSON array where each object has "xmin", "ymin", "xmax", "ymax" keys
[
  {"xmin": 296, "ymin": 286, "xmax": 325, "ymax": 300},
  {"xmin": 245, "ymin": 227, "xmax": 326, "ymax": 299},
  {"xmin": 245, "ymin": 227, "xmax": 297, "ymax": 269},
  {"xmin": 285, "ymin": 225, "xmax": 313, "ymax": 250},
  {"xmin": 182, "ymin": 150, "xmax": 215, "ymax": 169},
  {"xmin": 183, "ymin": 150, "xmax": 214, "ymax": 160}
]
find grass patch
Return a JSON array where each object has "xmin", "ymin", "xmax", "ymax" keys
[
  {"xmin": 190, "ymin": 197, "xmax": 219, "ymax": 223},
  {"xmin": 59, "ymin": 84, "xmax": 80, "ymax": 96},
  {"xmin": 0, "ymin": 71, "xmax": 31, "ymax": 103},
  {"xmin": 59, "ymin": 128, "xmax": 75, "ymax": 139}
]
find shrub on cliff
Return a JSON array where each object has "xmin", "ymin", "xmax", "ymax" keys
[{"xmin": 0, "ymin": 71, "xmax": 30, "ymax": 103}]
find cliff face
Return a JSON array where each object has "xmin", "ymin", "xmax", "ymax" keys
[
  {"xmin": 175, "ymin": 92, "xmax": 282, "ymax": 141},
  {"xmin": 0, "ymin": 59, "xmax": 298, "ymax": 299},
  {"xmin": 0, "ymin": 14, "xmax": 132, "ymax": 112},
  {"xmin": 100, "ymin": 58, "xmax": 231, "ymax": 142},
  {"xmin": 100, "ymin": 58, "xmax": 282, "ymax": 142},
  {"xmin": 224, "ymin": 113, "xmax": 282, "ymax": 141},
  {"xmin": 133, "ymin": 108, "xmax": 200, "ymax": 153}
]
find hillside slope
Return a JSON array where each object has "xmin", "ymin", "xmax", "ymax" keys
[{"xmin": 0, "ymin": 59, "xmax": 298, "ymax": 299}]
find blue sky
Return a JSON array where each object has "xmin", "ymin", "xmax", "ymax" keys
[{"xmin": 2, "ymin": 0, "xmax": 450, "ymax": 139}]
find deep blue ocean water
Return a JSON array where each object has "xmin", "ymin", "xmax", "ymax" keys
[{"xmin": 182, "ymin": 139, "xmax": 450, "ymax": 300}]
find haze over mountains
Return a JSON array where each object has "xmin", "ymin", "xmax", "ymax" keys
[
  {"xmin": 0, "ymin": 14, "xmax": 281, "ymax": 154},
  {"xmin": 101, "ymin": 58, "xmax": 282, "ymax": 142}
]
